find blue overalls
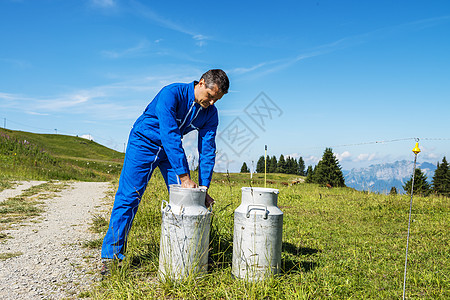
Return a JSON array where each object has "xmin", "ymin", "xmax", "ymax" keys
[{"xmin": 101, "ymin": 81, "xmax": 218, "ymax": 260}]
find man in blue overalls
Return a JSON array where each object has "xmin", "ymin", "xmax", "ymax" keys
[{"xmin": 101, "ymin": 69, "xmax": 229, "ymax": 273}]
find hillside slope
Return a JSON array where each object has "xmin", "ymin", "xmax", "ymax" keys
[
  {"xmin": 0, "ymin": 128, "xmax": 124, "ymax": 182},
  {"xmin": 0, "ymin": 128, "xmax": 123, "ymax": 161}
]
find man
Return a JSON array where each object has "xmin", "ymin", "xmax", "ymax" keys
[{"xmin": 101, "ymin": 69, "xmax": 229, "ymax": 273}]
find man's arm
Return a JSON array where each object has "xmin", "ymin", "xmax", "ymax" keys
[
  {"xmin": 197, "ymin": 109, "xmax": 218, "ymax": 188},
  {"xmin": 155, "ymin": 88, "xmax": 194, "ymax": 184}
]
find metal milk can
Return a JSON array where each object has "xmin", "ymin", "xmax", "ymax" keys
[
  {"xmin": 158, "ymin": 185, "xmax": 211, "ymax": 281},
  {"xmin": 232, "ymin": 187, "xmax": 283, "ymax": 281}
]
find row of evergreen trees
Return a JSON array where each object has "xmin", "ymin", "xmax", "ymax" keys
[
  {"xmin": 242, "ymin": 154, "xmax": 306, "ymax": 175},
  {"xmin": 242, "ymin": 151, "xmax": 449, "ymax": 196},
  {"xmin": 402, "ymin": 157, "xmax": 450, "ymax": 197},
  {"xmin": 241, "ymin": 148, "xmax": 346, "ymax": 188}
]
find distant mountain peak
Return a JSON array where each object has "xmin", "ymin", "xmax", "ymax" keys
[{"xmin": 344, "ymin": 160, "xmax": 436, "ymax": 194}]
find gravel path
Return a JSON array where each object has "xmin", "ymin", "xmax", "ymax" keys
[
  {"xmin": 0, "ymin": 181, "xmax": 112, "ymax": 299},
  {"xmin": 0, "ymin": 181, "xmax": 47, "ymax": 203}
]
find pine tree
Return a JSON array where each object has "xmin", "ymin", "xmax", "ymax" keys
[
  {"xmin": 240, "ymin": 162, "xmax": 250, "ymax": 173},
  {"xmin": 256, "ymin": 156, "xmax": 265, "ymax": 173},
  {"xmin": 298, "ymin": 157, "xmax": 305, "ymax": 176},
  {"xmin": 291, "ymin": 157, "xmax": 299, "ymax": 174},
  {"xmin": 313, "ymin": 148, "xmax": 345, "ymax": 187},
  {"xmin": 389, "ymin": 186, "xmax": 398, "ymax": 195},
  {"xmin": 305, "ymin": 165, "xmax": 314, "ymax": 183},
  {"xmin": 269, "ymin": 156, "xmax": 277, "ymax": 173},
  {"xmin": 285, "ymin": 157, "xmax": 292, "ymax": 174},
  {"xmin": 403, "ymin": 168, "xmax": 431, "ymax": 197},
  {"xmin": 277, "ymin": 154, "xmax": 287, "ymax": 173},
  {"xmin": 285, "ymin": 156, "xmax": 298, "ymax": 174},
  {"xmin": 432, "ymin": 157, "xmax": 450, "ymax": 197}
]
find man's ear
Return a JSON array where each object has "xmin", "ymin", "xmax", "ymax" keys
[{"xmin": 198, "ymin": 78, "xmax": 205, "ymax": 86}]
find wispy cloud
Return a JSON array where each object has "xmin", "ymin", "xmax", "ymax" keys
[
  {"xmin": 0, "ymin": 69, "xmax": 201, "ymax": 121},
  {"xmin": 0, "ymin": 92, "xmax": 35, "ymax": 102},
  {"xmin": 90, "ymin": 0, "xmax": 116, "ymax": 8},
  {"xmin": 101, "ymin": 39, "xmax": 151, "ymax": 59},
  {"xmin": 193, "ymin": 34, "xmax": 209, "ymax": 47},
  {"xmin": 129, "ymin": 1, "xmax": 210, "ymax": 46},
  {"xmin": 1, "ymin": 90, "xmax": 102, "ymax": 112},
  {"xmin": 420, "ymin": 145, "xmax": 441, "ymax": 161},
  {"xmin": 230, "ymin": 62, "xmax": 271, "ymax": 75},
  {"xmin": 304, "ymin": 155, "xmax": 320, "ymax": 165},
  {"xmin": 101, "ymin": 39, "xmax": 205, "ymax": 63},
  {"xmin": 26, "ymin": 111, "xmax": 49, "ymax": 116},
  {"xmin": 422, "ymin": 152, "xmax": 440, "ymax": 160},
  {"xmin": 0, "ymin": 58, "xmax": 31, "ymax": 69},
  {"xmin": 356, "ymin": 153, "xmax": 378, "ymax": 162},
  {"xmin": 1, "ymin": 89, "xmax": 142, "ymax": 121},
  {"xmin": 336, "ymin": 151, "xmax": 352, "ymax": 161},
  {"xmin": 37, "ymin": 90, "xmax": 98, "ymax": 110},
  {"xmin": 231, "ymin": 15, "xmax": 450, "ymax": 78},
  {"xmin": 229, "ymin": 51, "xmax": 325, "ymax": 79},
  {"xmin": 285, "ymin": 153, "xmax": 301, "ymax": 159}
]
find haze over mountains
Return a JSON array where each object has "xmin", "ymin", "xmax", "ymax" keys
[{"xmin": 343, "ymin": 160, "xmax": 437, "ymax": 194}]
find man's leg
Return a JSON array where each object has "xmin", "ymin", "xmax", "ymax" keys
[{"xmin": 101, "ymin": 132, "xmax": 162, "ymax": 260}]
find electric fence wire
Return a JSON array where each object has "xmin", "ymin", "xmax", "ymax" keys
[
  {"xmin": 298, "ymin": 137, "xmax": 450, "ymax": 150},
  {"xmin": 402, "ymin": 141, "xmax": 419, "ymax": 300}
]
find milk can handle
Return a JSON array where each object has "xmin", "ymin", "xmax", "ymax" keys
[
  {"xmin": 246, "ymin": 204, "xmax": 268, "ymax": 219},
  {"xmin": 161, "ymin": 200, "xmax": 169, "ymax": 211}
]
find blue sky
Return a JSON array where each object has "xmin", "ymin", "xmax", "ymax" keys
[{"xmin": 1, "ymin": 0, "xmax": 449, "ymax": 172}]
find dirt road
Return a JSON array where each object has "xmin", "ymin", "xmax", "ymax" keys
[{"xmin": 0, "ymin": 181, "xmax": 112, "ymax": 299}]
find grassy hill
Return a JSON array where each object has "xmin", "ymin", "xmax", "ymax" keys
[{"xmin": 0, "ymin": 128, "xmax": 124, "ymax": 182}]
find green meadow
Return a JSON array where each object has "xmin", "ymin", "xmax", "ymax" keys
[
  {"xmin": 0, "ymin": 129, "xmax": 448, "ymax": 299},
  {"xmin": 92, "ymin": 171, "xmax": 449, "ymax": 299}
]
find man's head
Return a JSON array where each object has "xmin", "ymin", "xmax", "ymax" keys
[{"xmin": 194, "ymin": 69, "xmax": 229, "ymax": 109}]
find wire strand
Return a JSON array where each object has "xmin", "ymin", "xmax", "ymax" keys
[
  {"xmin": 403, "ymin": 153, "xmax": 418, "ymax": 300},
  {"xmin": 296, "ymin": 137, "xmax": 450, "ymax": 150}
]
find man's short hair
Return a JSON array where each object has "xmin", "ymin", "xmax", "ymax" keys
[{"xmin": 201, "ymin": 69, "xmax": 229, "ymax": 94}]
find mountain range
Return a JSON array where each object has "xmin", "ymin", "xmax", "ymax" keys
[{"xmin": 343, "ymin": 160, "xmax": 437, "ymax": 194}]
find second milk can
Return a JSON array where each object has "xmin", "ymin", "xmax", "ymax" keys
[
  {"xmin": 232, "ymin": 187, "xmax": 283, "ymax": 281},
  {"xmin": 158, "ymin": 185, "xmax": 211, "ymax": 281}
]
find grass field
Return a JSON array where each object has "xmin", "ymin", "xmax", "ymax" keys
[
  {"xmin": 92, "ymin": 171, "xmax": 449, "ymax": 299},
  {"xmin": 0, "ymin": 128, "xmax": 124, "ymax": 182},
  {"xmin": 1, "ymin": 129, "xmax": 448, "ymax": 298}
]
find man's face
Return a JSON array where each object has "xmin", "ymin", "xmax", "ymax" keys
[{"xmin": 195, "ymin": 79, "xmax": 225, "ymax": 109}]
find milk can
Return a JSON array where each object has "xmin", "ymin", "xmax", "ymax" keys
[
  {"xmin": 158, "ymin": 185, "xmax": 211, "ymax": 281},
  {"xmin": 232, "ymin": 187, "xmax": 283, "ymax": 281}
]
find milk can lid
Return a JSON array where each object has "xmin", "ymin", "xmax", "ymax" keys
[
  {"xmin": 241, "ymin": 187, "xmax": 279, "ymax": 194},
  {"xmin": 169, "ymin": 184, "xmax": 207, "ymax": 192}
]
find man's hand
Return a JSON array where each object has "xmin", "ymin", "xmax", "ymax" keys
[
  {"xmin": 205, "ymin": 193, "xmax": 215, "ymax": 208},
  {"xmin": 179, "ymin": 173, "xmax": 198, "ymax": 188}
]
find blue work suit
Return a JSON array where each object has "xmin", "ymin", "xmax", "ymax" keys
[{"xmin": 101, "ymin": 81, "xmax": 218, "ymax": 260}]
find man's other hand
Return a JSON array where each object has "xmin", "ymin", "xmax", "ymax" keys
[
  {"xmin": 205, "ymin": 193, "xmax": 215, "ymax": 208},
  {"xmin": 179, "ymin": 173, "xmax": 198, "ymax": 188}
]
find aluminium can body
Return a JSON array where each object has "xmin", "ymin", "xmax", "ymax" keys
[
  {"xmin": 232, "ymin": 187, "xmax": 283, "ymax": 281},
  {"xmin": 158, "ymin": 185, "xmax": 211, "ymax": 281}
]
